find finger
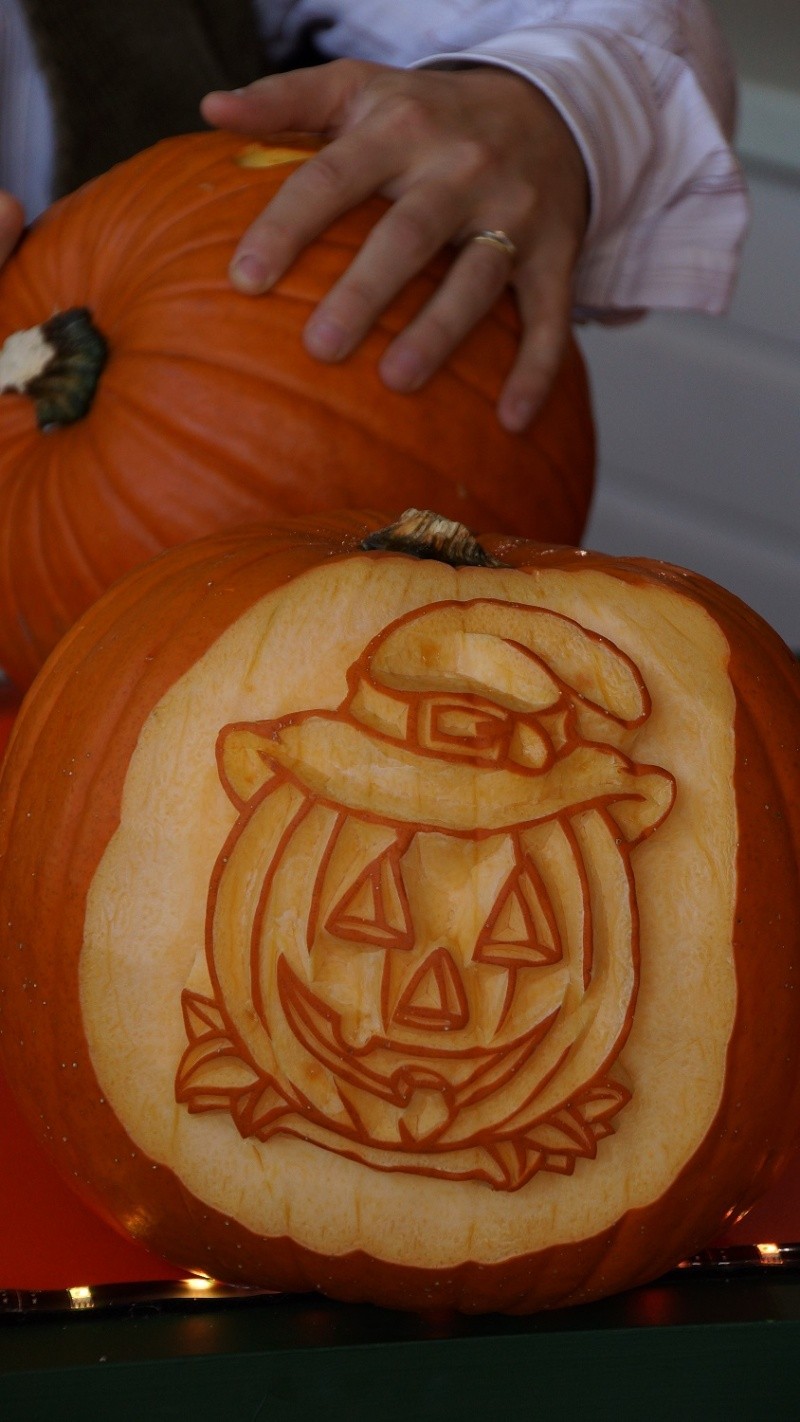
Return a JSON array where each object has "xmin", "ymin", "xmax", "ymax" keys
[
  {"xmin": 303, "ymin": 180, "xmax": 469, "ymax": 362},
  {"xmin": 228, "ymin": 129, "xmax": 398, "ymax": 294},
  {"xmin": 0, "ymin": 192, "xmax": 24, "ymax": 266},
  {"xmin": 226, "ymin": 101, "xmax": 422, "ymax": 295},
  {"xmin": 496, "ymin": 257, "xmax": 574, "ymax": 432},
  {"xmin": 201, "ymin": 59, "xmax": 379, "ymax": 139},
  {"xmin": 377, "ymin": 236, "xmax": 515, "ymax": 392}
]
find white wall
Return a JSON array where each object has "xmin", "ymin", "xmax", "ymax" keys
[
  {"xmin": 578, "ymin": 4, "xmax": 800, "ymax": 648},
  {"xmin": 579, "ymin": 164, "xmax": 800, "ymax": 648}
]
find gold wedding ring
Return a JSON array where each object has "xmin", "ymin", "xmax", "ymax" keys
[{"xmin": 468, "ymin": 229, "xmax": 518, "ymax": 261}]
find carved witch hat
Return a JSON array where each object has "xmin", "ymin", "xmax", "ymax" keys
[{"xmin": 219, "ymin": 599, "xmax": 675, "ymax": 841}]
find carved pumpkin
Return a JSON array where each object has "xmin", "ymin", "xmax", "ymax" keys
[
  {"xmin": 1, "ymin": 509, "xmax": 798, "ymax": 1315},
  {"xmin": 0, "ymin": 131, "xmax": 594, "ymax": 691}
]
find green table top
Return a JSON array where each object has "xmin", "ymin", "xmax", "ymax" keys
[{"xmin": 2, "ymin": 1255, "xmax": 799, "ymax": 1421}]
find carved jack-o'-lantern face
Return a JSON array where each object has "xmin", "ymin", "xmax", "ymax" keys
[{"xmin": 177, "ymin": 599, "xmax": 674, "ymax": 1189}]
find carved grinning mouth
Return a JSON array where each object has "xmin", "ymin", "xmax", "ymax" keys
[{"xmin": 276, "ymin": 954, "xmax": 562, "ymax": 1120}]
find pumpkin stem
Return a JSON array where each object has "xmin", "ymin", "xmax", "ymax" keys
[
  {"xmin": 0, "ymin": 307, "xmax": 108, "ymax": 431},
  {"xmin": 361, "ymin": 509, "xmax": 504, "ymax": 568}
]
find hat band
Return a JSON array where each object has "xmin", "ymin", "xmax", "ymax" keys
[{"xmin": 349, "ymin": 676, "xmax": 546, "ymax": 767}]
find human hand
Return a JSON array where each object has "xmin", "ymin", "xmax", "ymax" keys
[
  {"xmin": 201, "ymin": 61, "xmax": 589, "ymax": 433},
  {"xmin": 0, "ymin": 192, "xmax": 24, "ymax": 269}
]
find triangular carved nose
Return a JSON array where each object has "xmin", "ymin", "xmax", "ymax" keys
[{"xmin": 393, "ymin": 948, "xmax": 469, "ymax": 1032}]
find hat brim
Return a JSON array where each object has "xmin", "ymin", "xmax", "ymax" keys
[{"xmin": 261, "ymin": 714, "xmax": 674, "ymax": 840}]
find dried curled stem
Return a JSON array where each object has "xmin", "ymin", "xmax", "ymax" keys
[{"xmin": 361, "ymin": 508, "xmax": 504, "ymax": 568}]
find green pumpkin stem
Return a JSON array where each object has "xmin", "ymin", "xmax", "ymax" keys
[
  {"xmin": 361, "ymin": 508, "xmax": 504, "ymax": 568},
  {"xmin": 0, "ymin": 307, "xmax": 108, "ymax": 431}
]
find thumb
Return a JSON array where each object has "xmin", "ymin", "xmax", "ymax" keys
[{"xmin": 200, "ymin": 59, "xmax": 379, "ymax": 138}]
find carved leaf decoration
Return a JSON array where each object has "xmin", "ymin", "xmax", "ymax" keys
[
  {"xmin": 486, "ymin": 1139, "xmax": 546, "ymax": 1191},
  {"xmin": 181, "ymin": 989, "xmax": 227, "ymax": 1041},
  {"xmin": 527, "ymin": 1114, "xmax": 596, "ymax": 1155},
  {"xmin": 176, "ymin": 988, "xmax": 301, "ymax": 1132},
  {"xmin": 233, "ymin": 1080, "xmax": 297, "ymax": 1137},
  {"xmin": 176, "ymin": 989, "xmax": 262, "ymax": 1113},
  {"xmin": 577, "ymin": 1081, "xmax": 632, "ymax": 1133},
  {"xmin": 176, "ymin": 1039, "xmax": 260, "ymax": 1097},
  {"xmin": 530, "ymin": 1080, "xmax": 630, "ymax": 1165},
  {"xmin": 485, "ymin": 1077, "xmax": 631, "ymax": 1189}
]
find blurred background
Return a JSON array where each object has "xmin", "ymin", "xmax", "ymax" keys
[{"xmin": 579, "ymin": 0, "xmax": 800, "ymax": 649}]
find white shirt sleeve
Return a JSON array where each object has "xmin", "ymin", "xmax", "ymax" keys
[
  {"xmin": 415, "ymin": 6, "xmax": 750, "ymax": 316},
  {"xmin": 2, "ymin": 0, "xmax": 749, "ymax": 317},
  {"xmin": 0, "ymin": 0, "xmax": 54, "ymax": 221},
  {"xmin": 257, "ymin": 0, "xmax": 749, "ymax": 316}
]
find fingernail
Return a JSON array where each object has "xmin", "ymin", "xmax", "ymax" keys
[
  {"xmin": 499, "ymin": 396, "xmax": 533, "ymax": 433},
  {"xmin": 380, "ymin": 346, "xmax": 426, "ymax": 392},
  {"xmin": 304, "ymin": 315, "xmax": 348, "ymax": 361},
  {"xmin": 230, "ymin": 253, "xmax": 271, "ymax": 293}
]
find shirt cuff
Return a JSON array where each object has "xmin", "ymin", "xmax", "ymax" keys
[{"xmin": 412, "ymin": 25, "xmax": 749, "ymax": 315}]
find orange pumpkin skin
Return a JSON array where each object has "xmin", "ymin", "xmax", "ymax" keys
[
  {"xmin": 1, "ymin": 511, "xmax": 799, "ymax": 1315},
  {"xmin": 0, "ymin": 131, "xmax": 594, "ymax": 692}
]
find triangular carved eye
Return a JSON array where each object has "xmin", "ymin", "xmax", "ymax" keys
[
  {"xmin": 474, "ymin": 858, "xmax": 562, "ymax": 968},
  {"xmin": 326, "ymin": 847, "xmax": 414, "ymax": 950}
]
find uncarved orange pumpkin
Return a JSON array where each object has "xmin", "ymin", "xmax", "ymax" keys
[
  {"xmin": 0, "ymin": 131, "xmax": 594, "ymax": 691},
  {"xmin": 2, "ymin": 508, "xmax": 798, "ymax": 1315}
]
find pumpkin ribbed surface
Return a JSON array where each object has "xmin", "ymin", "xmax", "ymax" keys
[{"xmin": 0, "ymin": 132, "xmax": 594, "ymax": 690}]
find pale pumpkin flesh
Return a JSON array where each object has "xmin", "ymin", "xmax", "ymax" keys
[{"xmin": 80, "ymin": 554, "xmax": 737, "ymax": 1272}]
